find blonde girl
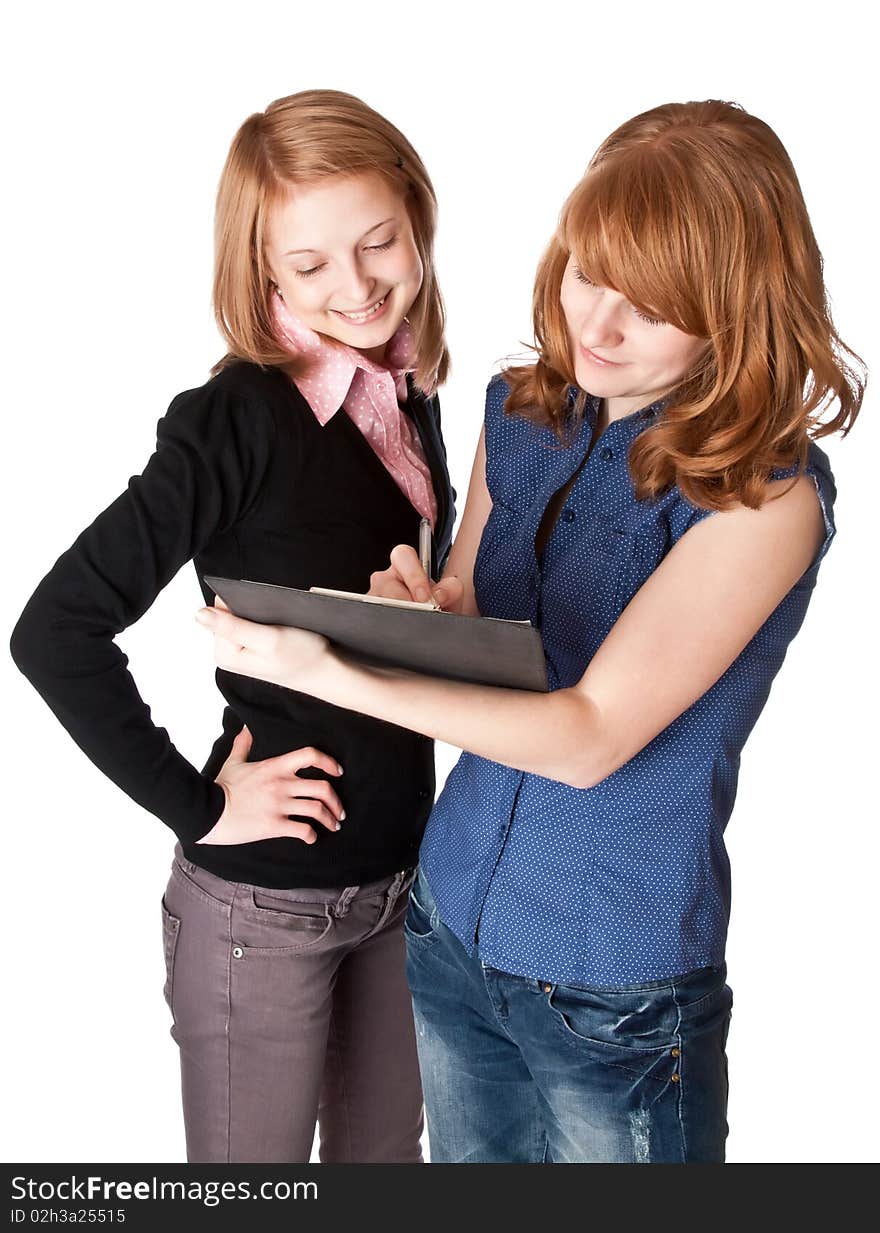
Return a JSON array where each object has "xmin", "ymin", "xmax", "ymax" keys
[{"xmin": 12, "ymin": 89, "xmax": 456, "ymax": 1163}]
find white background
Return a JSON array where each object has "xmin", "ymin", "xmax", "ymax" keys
[{"xmin": 2, "ymin": 0, "xmax": 876, "ymax": 1164}]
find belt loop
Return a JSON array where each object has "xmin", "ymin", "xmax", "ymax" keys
[
  {"xmin": 373, "ymin": 868, "xmax": 411, "ymax": 933},
  {"xmin": 334, "ymin": 886, "xmax": 358, "ymax": 918}
]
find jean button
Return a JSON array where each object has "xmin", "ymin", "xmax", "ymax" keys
[
  {"xmin": 670, "ymin": 1046, "xmax": 681, "ymax": 1058},
  {"xmin": 541, "ymin": 982, "xmax": 553, "ymax": 993},
  {"xmin": 232, "ymin": 945, "xmax": 244, "ymax": 959},
  {"xmin": 670, "ymin": 1073, "xmax": 681, "ymax": 1083}
]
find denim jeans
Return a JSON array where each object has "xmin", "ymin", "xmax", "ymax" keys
[{"xmin": 405, "ymin": 867, "xmax": 732, "ymax": 1163}]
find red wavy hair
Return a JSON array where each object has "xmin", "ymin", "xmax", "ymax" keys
[{"xmin": 504, "ymin": 100, "xmax": 865, "ymax": 510}]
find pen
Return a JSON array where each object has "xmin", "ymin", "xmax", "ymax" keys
[
  {"xmin": 419, "ymin": 516, "xmax": 433, "ymax": 582},
  {"xmin": 418, "ymin": 517, "xmax": 440, "ymax": 609}
]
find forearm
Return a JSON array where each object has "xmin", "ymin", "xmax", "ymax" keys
[
  {"xmin": 10, "ymin": 387, "xmax": 270, "ymax": 843},
  {"xmin": 306, "ymin": 649, "xmax": 602, "ymax": 787},
  {"xmin": 11, "ymin": 559, "xmax": 226, "ymax": 841}
]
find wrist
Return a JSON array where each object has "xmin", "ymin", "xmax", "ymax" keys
[{"xmin": 295, "ymin": 639, "xmax": 342, "ymax": 698}]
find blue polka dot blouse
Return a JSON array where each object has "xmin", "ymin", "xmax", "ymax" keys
[{"xmin": 419, "ymin": 376, "xmax": 837, "ymax": 986}]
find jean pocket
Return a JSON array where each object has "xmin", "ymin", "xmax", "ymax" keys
[
  {"xmin": 170, "ymin": 857, "xmax": 230, "ymax": 912},
  {"xmin": 160, "ymin": 898, "xmax": 181, "ymax": 1018},
  {"xmin": 546, "ymin": 980, "xmax": 682, "ymax": 1076},
  {"xmin": 231, "ymin": 888, "xmax": 334, "ymax": 956},
  {"xmin": 403, "ymin": 869, "xmax": 439, "ymax": 943}
]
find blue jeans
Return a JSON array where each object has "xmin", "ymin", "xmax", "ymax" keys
[{"xmin": 405, "ymin": 868, "xmax": 732, "ymax": 1163}]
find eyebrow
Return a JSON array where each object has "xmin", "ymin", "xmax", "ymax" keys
[{"xmin": 283, "ymin": 217, "xmax": 397, "ymax": 257}]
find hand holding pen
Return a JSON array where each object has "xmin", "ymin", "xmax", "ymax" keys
[{"xmin": 368, "ymin": 518, "xmax": 465, "ymax": 612}]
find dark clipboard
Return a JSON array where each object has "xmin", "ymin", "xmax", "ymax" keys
[{"xmin": 204, "ymin": 576, "xmax": 549, "ymax": 693}]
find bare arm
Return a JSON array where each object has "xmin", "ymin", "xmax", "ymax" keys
[{"xmin": 201, "ymin": 476, "xmax": 824, "ymax": 789}]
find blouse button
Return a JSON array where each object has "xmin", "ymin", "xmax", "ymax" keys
[
  {"xmin": 600, "ymin": 446, "xmax": 613, "ymax": 462},
  {"xmin": 562, "ymin": 509, "xmax": 576, "ymax": 523}
]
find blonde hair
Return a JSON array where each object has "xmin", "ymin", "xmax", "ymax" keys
[
  {"xmin": 213, "ymin": 89, "xmax": 449, "ymax": 393},
  {"xmin": 504, "ymin": 100, "xmax": 865, "ymax": 510}
]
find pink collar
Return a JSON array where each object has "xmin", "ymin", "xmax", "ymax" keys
[{"xmin": 271, "ymin": 289, "xmax": 416, "ymax": 423}]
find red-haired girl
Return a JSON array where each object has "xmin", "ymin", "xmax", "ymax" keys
[
  {"xmin": 199, "ymin": 100, "xmax": 864, "ymax": 1162},
  {"xmin": 11, "ymin": 90, "xmax": 456, "ymax": 1163}
]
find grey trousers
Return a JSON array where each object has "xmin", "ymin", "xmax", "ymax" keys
[{"xmin": 161, "ymin": 844, "xmax": 423, "ymax": 1163}]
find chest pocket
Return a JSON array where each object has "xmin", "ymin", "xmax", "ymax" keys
[
  {"xmin": 615, "ymin": 520, "xmax": 670, "ymax": 612},
  {"xmin": 542, "ymin": 522, "xmax": 638, "ymax": 629},
  {"xmin": 540, "ymin": 514, "xmax": 671, "ymax": 656}
]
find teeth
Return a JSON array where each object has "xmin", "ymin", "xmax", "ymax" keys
[{"xmin": 337, "ymin": 296, "xmax": 386, "ymax": 322}]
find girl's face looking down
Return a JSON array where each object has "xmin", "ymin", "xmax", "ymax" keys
[
  {"xmin": 265, "ymin": 172, "xmax": 424, "ymax": 364},
  {"xmin": 560, "ymin": 255, "xmax": 707, "ymax": 420}
]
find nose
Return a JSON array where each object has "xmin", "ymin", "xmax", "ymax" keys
[
  {"xmin": 580, "ymin": 293, "xmax": 625, "ymax": 351},
  {"xmin": 339, "ymin": 261, "xmax": 376, "ymax": 308}
]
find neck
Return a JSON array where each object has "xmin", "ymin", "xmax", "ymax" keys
[
  {"xmin": 360, "ymin": 342, "xmax": 388, "ymax": 365},
  {"xmin": 603, "ymin": 395, "xmax": 643, "ymax": 424},
  {"xmin": 602, "ymin": 389, "xmax": 666, "ymax": 425}
]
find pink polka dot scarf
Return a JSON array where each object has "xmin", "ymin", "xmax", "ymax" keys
[{"xmin": 271, "ymin": 289, "xmax": 437, "ymax": 526}]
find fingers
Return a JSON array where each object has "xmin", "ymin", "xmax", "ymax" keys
[
  {"xmin": 388, "ymin": 543, "xmax": 433, "ymax": 603},
  {"xmin": 432, "ymin": 575, "xmax": 464, "ymax": 612},
  {"xmin": 284, "ymin": 797, "xmax": 342, "ymax": 832},
  {"xmin": 229, "ymin": 724, "xmax": 252, "ymax": 760},
  {"xmin": 368, "ymin": 568, "xmax": 416, "ymax": 601},
  {"xmin": 283, "ymin": 746, "xmax": 344, "ymax": 778},
  {"xmin": 196, "ymin": 607, "xmax": 276, "ymax": 654},
  {"xmin": 284, "ymin": 774, "xmax": 344, "ymax": 817},
  {"xmin": 275, "ymin": 820, "xmax": 318, "ymax": 845}
]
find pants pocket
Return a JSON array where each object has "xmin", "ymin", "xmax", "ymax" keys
[
  {"xmin": 232, "ymin": 888, "xmax": 334, "ymax": 955},
  {"xmin": 403, "ymin": 868, "xmax": 439, "ymax": 943},
  {"xmin": 160, "ymin": 898, "xmax": 181, "ymax": 1019},
  {"xmin": 545, "ymin": 980, "xmax": 682, "ymax": 1079}
]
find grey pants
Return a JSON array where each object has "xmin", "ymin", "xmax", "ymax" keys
[{"xmin": 161, "ymin": 845, "xmax": 423, "ymax": 1163}]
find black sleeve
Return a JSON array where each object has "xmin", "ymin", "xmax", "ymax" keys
[
  {"xmin": 9, "ymin": 375, "xmax": 275, "ymax": 844},
  {"xmin": 431, "ymin": 392, "xmax": 457, "ymax": 495},
  {"xmin": 429, "ymin": 391, "xmax": 457, "ymax": 575}
]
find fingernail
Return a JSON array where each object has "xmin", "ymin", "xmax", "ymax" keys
[
  {"xmin": 415, "ymin": 586, "xmax": 430, "ymax": 602},
  {"xmin": 334, "ymin": 821, "xmax": 342, "ymax": 831},
  {"xmin": 340, "ymin": 810, "xmax": 346, "ymax": 821},
  {"xmin": 195, "ymin": 610, "xmax": 212, "ymax": 625},
  {"xmin": 335, "ymin": 763, "xmax": 344, "ymax": 775}
]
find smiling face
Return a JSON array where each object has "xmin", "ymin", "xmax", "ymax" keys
[
  {"xmin": 264, "ymin": 171, "xmax": 424, "ymax": 363},
  {"xmin": 559, "ymin": 256, "xmax": 707, "ymax": 421}
]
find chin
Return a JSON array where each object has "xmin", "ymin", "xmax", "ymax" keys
[
  {"xmin": 574, "ymin": 366, "xmax": 614, "ymax": 396},
  {"xmin": 331, "ymin": 290, "xmax": 404, "ymax": 345}
]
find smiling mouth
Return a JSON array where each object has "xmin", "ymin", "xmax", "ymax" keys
[
  {"xmin": 332, "ymin": 294, "xmax": 389, "ymax": 323},
  {"xmin": 581, "ymin": 346, "xmax": 624, "ymax": 368}
]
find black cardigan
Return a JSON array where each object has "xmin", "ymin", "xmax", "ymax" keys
[{"xmin": 11, "ymin": 361, "xmax": 456, "ymax": 888}]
